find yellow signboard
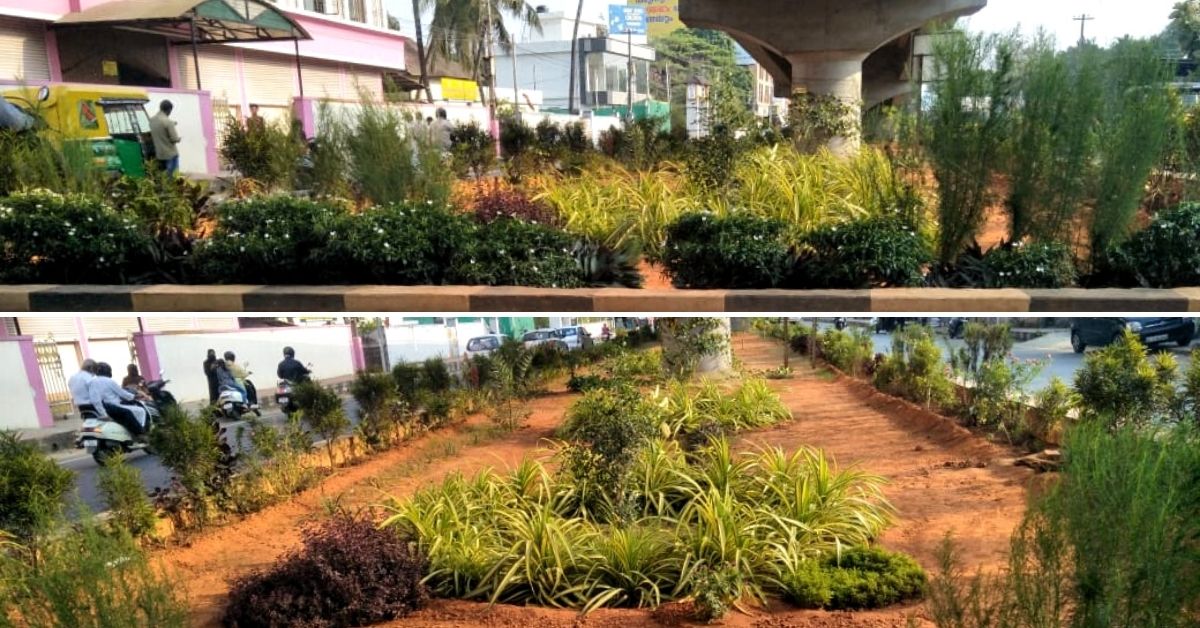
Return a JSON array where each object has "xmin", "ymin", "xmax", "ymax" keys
[
  {"xmin": 629, "ymin": 0, "xmax": 681, "ymax": 37},
  {"xmin": 441, "ymin": 77, "xmax": 479, "ymax": 102}
]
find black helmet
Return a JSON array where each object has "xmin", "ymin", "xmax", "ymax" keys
[
  {"xmin": 96, "ymin": 362, "xmax": 113, "ymax": 378},
  {"xmin": 283, "ymin": 346, "xmax": 295, "ymax": 358}
]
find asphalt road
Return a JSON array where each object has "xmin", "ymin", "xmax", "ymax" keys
[{"xmin": 62, "ymin": 398, "xmax": 360, "ymax": 514}]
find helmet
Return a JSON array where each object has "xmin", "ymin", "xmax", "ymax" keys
[{"xmin": 283, "ymin": 346, "xmax": 295, "ymax": 358}]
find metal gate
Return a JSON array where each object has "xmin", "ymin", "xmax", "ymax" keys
[{"xmin": 34, "ymin": 336, "xmax": 73, "ymax": 418}]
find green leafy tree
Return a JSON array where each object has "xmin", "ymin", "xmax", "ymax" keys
[
  {"xmin": 419, "ymin": 0, "xmax": 542, "ymax": 102},
  {"xmin": 651, "ymin": 29, "xmax": 753, "ymax": 132}
]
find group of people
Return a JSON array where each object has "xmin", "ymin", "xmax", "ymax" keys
[
  {"xmin": 68, "ymin": 360, "xmax": 150, "ymax": 439},
  {"xmin": 202, "ymin": 349, "xmax": 257, "ymax": 407},
  {"xmin": 202, "ymin": 346, "xmax": 313, "ymax": 406}
]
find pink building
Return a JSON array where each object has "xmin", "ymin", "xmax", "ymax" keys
[{"xmin": 0, "ymin": 0, "xmax": 409, "ymax": 175}]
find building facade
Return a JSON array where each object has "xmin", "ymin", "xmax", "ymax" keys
[
  {"xmin": 0, "ymin": 0, "xmax": 409, "ymax": 175},
  {"xmin": 493, "ymin": 10, "xmax": 657, "ymax": 114}
]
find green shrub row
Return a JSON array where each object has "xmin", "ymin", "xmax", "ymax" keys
[{"xmin": 0, "ymin": 191, "xmax": 638, "ymax": 288}]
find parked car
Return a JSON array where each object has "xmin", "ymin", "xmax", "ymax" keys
[
  {"xmin": 465, "ymin": 334, "xmax": 507, "ymax": 358},
  {"xmin": 1070, "ymin": 318, "xmax": 1195, "ymax": 353},
  {"xmin": 554, "ymin": 325, "xmax": 594, "ymax": 351},
  {"xmin": 521, "ymin": 329, "xmax": 568, "ymax": 351}
]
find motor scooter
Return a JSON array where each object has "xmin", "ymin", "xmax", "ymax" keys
[
  {"xmin": 75, "ymin": 387, "xmax": 163, "ymax": 466},
  {"xmin": 215, "ymin": 384, "xmax": 262, "ymax": 421},
  {"xmin": 275, "ymin": 363, "xmax": 313, "ymax": 415}
]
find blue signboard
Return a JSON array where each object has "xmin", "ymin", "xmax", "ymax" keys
[{"xmin": 608, "ymin": 4, "xmax": 647, "ymax": 35}]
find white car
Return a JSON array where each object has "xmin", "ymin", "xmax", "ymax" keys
[
  {"xmin": 521, "ymin": 329, "xmax": 567, "ymax": 351},
  {"xmin": 465, "ymin": 334, "xmax": 507, "ymax": 358},
  {"xmin": 554, "ymin": 325, "xmax": 594, "ymax": 351}
]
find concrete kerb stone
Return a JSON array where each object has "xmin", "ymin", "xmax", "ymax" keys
[
  {"xmin": 130, "ymin": 285, "xmax": 259, "ymax": 312},
  {"xmin": 592, "ymin": 288, "xmax": 726, "ymax": 312},
  {"xmin": 726, "ymin": 289, "xmax": 870, "ymax": 312},
  {"xmin": 7, "ymin": 285, "xmax": 1200, "ymax": 312},
  {"xmin": 871, "ymin": 288, "xmax": 1032, "ymax": 312},
  {"xmin": 343, "ymin": 286, "xmax": 478, "ymax": 312},
  {"xmin": 0, "ymin": 285, "xmax": 51, "ymax": 312},
  {"xmin": 1025, "ymin": 288, "xmax": 1191, "ymax": 312},
  {"xmin": 467, "ymin": 286, "xmax": 596, "ymax": 312}
]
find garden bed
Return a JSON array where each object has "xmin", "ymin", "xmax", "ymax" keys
[
  {"xmin": 2, "ymin": 284, "xmax": 1198, "ymax": 312},
  {"xmin": 157, "ymin": 334, "xmax": 1034, "ymax": 627}
]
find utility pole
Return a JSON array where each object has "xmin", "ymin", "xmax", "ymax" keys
[
  {"xmin": 1074, "ymin": 14, "xmax": 1094, "ymax": 46},
  {"xmin": 781, "ymin": 317, "xmax": 790, "ymax": 370},
  {"xmin": 567, "ymin": 0, "xmax": 584, "ymax": 115},
  {"xmin": 628, "ymin": 27, "xmax": 638, "ymax": 123},
  {"xmin": 510, "ymin": 41, "xmax": 521, "ymax": 123},
  {"xmin": 484, "ymin": 0, "xmax": 500, "ymax": 156}
]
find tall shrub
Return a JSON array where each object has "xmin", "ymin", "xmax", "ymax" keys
[
  {"xmin": 1091, "ymin": 39, "xmax": 1176, "ymax": 256},
  {"xmin": 1005, "ymin": 38, "xmax": 1103, "ymax": 242},
  {"xmin": 926, "ymin": 31, "xmax": 1019, "ymax": 265},
  {"xmin": 0, "ymin": 431, "xmax": 73, "ymax": 540}
]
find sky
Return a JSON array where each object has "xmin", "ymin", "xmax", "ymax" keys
[{"xmin": 384, "ymin": 0, "xmax": 1179, "ymax": 48}]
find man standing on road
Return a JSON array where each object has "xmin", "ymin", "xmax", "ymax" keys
[
  {"xmin": 434, "ymin": 108, "xmax": 453, "ymax": 154},
  {"xmin": 68, "ymin": 359, "xmax": 99, "ymax": 416},
  {"xmin": 277, "ymin": 346, "xmax": 311, "ymax": 383},
  {"xmin": 149, "ymin": 100, "xmax": 181, "ymax": 176},
  {"xmin": 88, "ymin": 362, "xmax": 145, "ymax": 438}
]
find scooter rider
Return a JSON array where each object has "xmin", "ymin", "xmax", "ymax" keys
[
  {"xmin": 87, "ymin": 362, "xmax": 146, "ymax": 438},
  {"xmin": 277, "ymin": 347, "xmax": 311, "ymax": 383},
  {"xmin": 224, "ymin": 351, "xmax": 258, "ymax": 406},
  {"xmin": 68, "ymin": 359, "xmax": 99, "ymax": 417}
]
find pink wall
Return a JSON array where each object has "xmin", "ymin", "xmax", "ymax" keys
[
  {"xmin": 132, "ymin": 332, "xmax": 161, "ymax": 384},
  {"xmin": 236, "ymin": 13, "xmax": 408, "ymax": 72},
  {"xmin": 15, "ymin": 336, "xmax": 55, "ymax": 429}
]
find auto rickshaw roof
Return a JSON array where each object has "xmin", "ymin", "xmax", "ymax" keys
[{"xmin": 55, "ymin": 0, "xmax": 311, "ymax": 44}]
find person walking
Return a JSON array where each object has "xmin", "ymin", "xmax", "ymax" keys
[
  {"xmin": 149, "ymin": 100, "xmax": 182, "ymax": 175},
  {"xmin": 203, "ymin": 349, "xmax": 219, "ymax": 403},
  {"xmin": 434, "ymin": 108, "xmax": 453, "ymax": 154}
]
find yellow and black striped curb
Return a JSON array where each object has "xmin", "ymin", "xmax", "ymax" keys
[{"xmin": 3, "ymin": 285, "xmax": 1200, "ymax": 312}]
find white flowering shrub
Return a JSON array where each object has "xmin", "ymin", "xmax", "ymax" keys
[{"xmin": 0, "ymin": 190, "xmax": 150, "ymax": 283}]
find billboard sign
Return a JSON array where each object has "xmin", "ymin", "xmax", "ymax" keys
[
  {"xmin": 609, "ymin": 4, "xmax": 647, "ymax": 35},
  {"xmin": 628, "ymin": 0, "xmax": 681, "ymax": 37}
]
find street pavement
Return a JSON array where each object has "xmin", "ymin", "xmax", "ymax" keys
[{"xmin": 61, "ymin": 398, "xmax": 359, "ymax": 514}]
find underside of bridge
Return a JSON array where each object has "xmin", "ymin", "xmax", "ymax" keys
[{"xmin": 680, "ymin": 0, "xmax": 988, "ymax": 150}]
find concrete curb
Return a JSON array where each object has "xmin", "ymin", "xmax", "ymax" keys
[{"xmin": 1, "ymin": 285, "xmax": 1198, "ymax": 312}]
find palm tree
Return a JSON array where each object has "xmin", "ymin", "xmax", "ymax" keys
[{"xmin": 418, "ymin": 0, "xmax": 542, "ymax": 103}]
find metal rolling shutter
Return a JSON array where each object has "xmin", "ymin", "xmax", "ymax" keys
[
  {"xmin": 243, "ymin": 52, "xmax": 297, "ymax": 106},
  {"xmin": 140, "ymin": 317, "xmax": 239, "ymax": 332},
  {"xmin": 178, "ymin": 47, "xmax": 242, "ymax": 107},
  {"xmin": 16, "ymin": 318, "xmax": 79, "ymax": 342},
  {"xmin": 79, "ymin": 317, "xmax": 140, "ymax": 339},
  {"xmin": 302, "ymin": 62, "xmax": 346, "ymax": 100},
  {"xmin": 0, "ymin": 17, "xmax": 50, "ymax": 81},
  {"xmin": 346, "ymin": 66, "xmax": 383, "ymax": 100}
]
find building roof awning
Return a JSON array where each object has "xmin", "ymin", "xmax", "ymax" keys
[{"xmin": 54, "ymin": 0, "xmax": 311, "ymax": 44}]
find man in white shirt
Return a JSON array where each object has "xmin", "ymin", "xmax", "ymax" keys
[
  {"xmin": 68, "ymin": 359, "xmax": 98, "ymax": 416},
  {"xmin": 87, "ymin": 362, "xmax": 145, "ymax": 438}
]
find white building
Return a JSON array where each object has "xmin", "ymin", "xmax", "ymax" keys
[{"xmin": 493, "ymin": 9, "xmax": 656, "ymax": 113}]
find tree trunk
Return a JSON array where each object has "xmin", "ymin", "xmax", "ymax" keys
[{"xmin": 412, "ymin": 0, "xmax": 433, "ymax": 102}]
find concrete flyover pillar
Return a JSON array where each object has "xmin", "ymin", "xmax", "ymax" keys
[
  {"xmin": 788, "ymin": 51, "xmax": 869, "ymax": 155},
  {"xmin": 679, "ymin": 0, "xmax": 988, "ymax": 151}
]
